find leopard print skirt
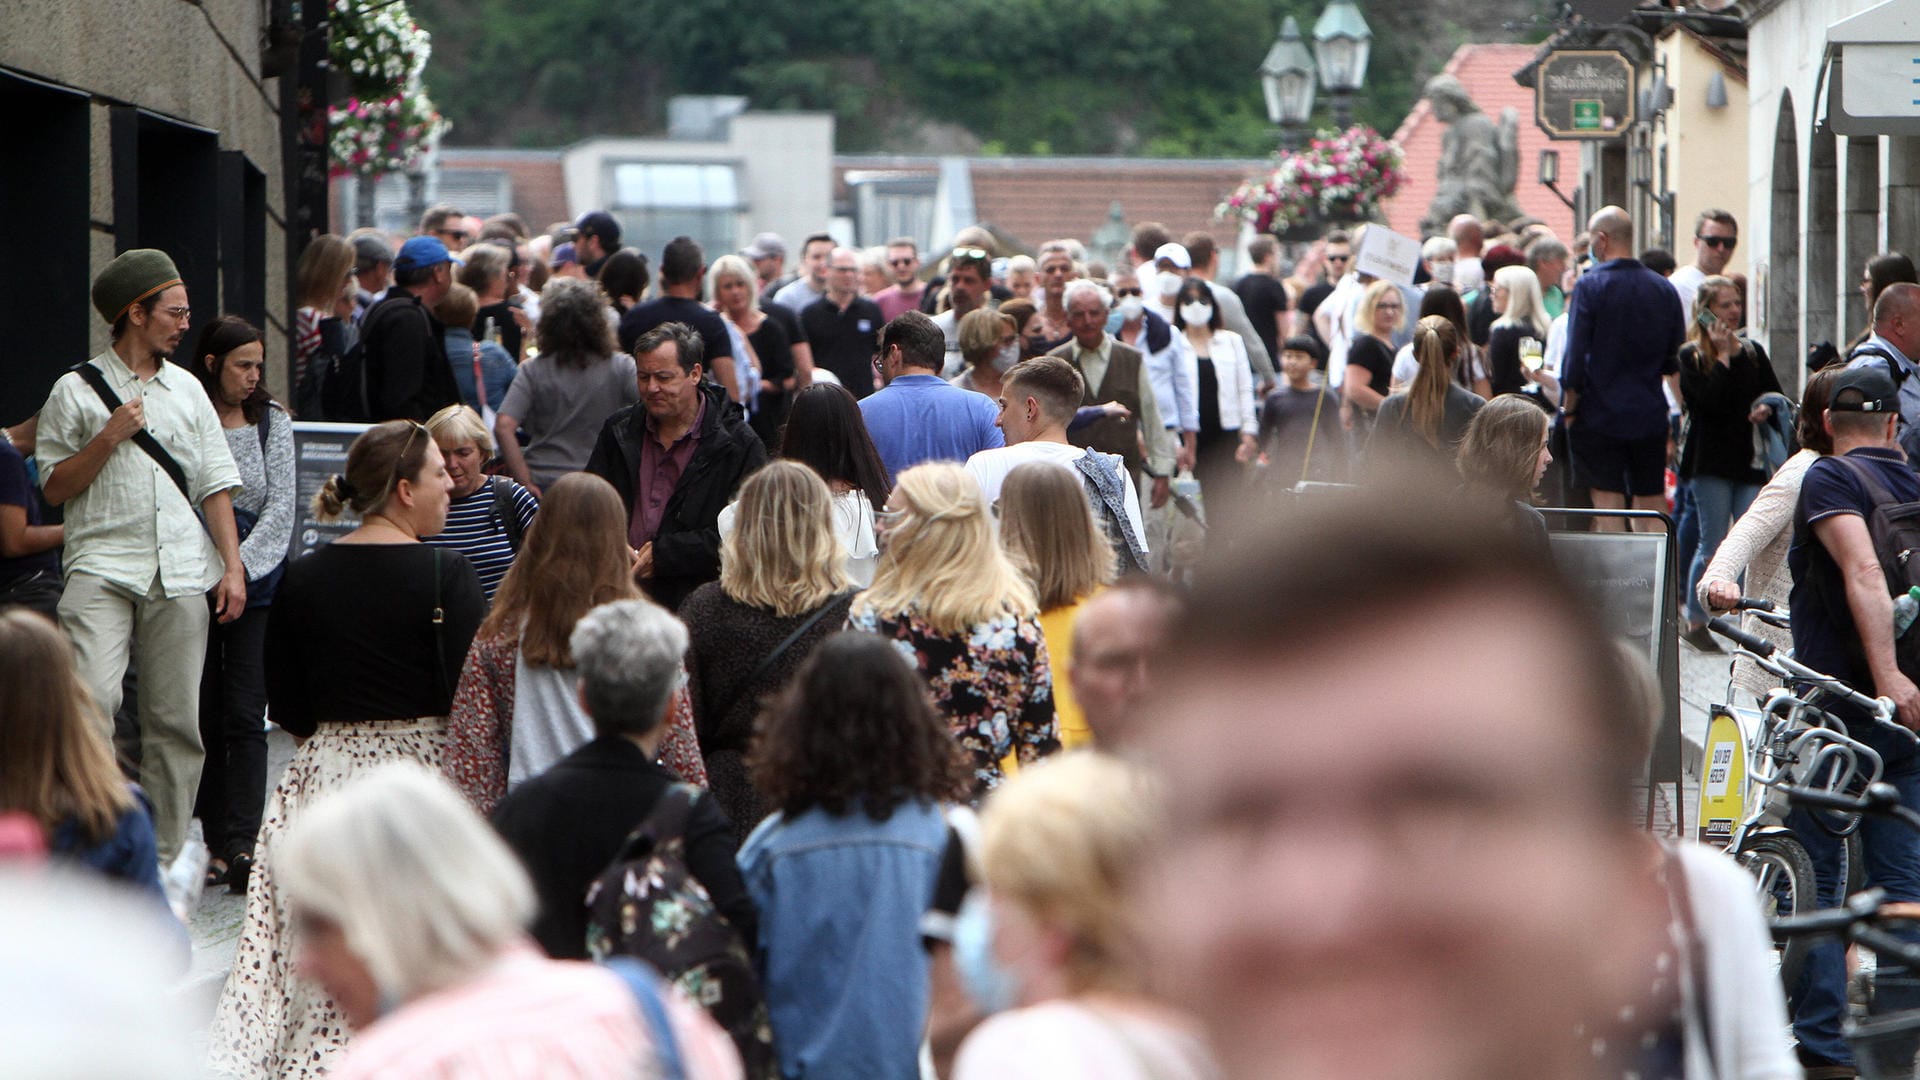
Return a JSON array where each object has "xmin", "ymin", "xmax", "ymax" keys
[{"xmin": 205, "ymin": 718, "xmax": 448, "ymax": 1079}]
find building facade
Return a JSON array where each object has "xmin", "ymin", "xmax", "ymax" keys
[{"xmin": 0, "ymin": 0, "xmax": 293, "ymax": 418}]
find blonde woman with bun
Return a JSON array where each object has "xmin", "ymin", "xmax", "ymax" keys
[
  {"xmin": 207, "ymin": 419, "xmax": 488, "ymax": 1080},
  {"xmin": 850, "ymin": 462, "xmax": 1057, "ymax": 798}
]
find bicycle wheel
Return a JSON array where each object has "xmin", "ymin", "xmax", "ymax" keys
[{"xmin": 1738, "ymin": 832, "xmax": 1818, "ymax": 991}]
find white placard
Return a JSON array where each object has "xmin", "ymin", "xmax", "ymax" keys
[
  {"xmin": 1353, "ymin": 226, "xmax": 1421, "ymax": 287},
  {"xmin": 1841, "ymin": 43, "xmax": 1920, "ymax": 120}
]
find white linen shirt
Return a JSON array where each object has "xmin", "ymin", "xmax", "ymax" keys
[{"xmin": 37, "ymin": 349, "xmax": 241, "ymax": 598}]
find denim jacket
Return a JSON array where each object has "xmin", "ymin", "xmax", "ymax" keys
[{"xmin": 737, "ymin": 798, "xmax": 949, "ymax": 1079}]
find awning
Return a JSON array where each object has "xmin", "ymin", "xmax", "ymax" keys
[{"xmin": 1827, "ymin": 0, "xmax": 1920, "ymax": 135}]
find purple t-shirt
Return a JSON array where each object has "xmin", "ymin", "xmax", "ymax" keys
[{"xmin": 0, "ymin": 438, "xmax": 57, "ymax": 582}]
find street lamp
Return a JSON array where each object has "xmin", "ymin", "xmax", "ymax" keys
[
  {"xmin": 1312, "ymin": 0, "xmax": 1373, "ymax": 129},
  {"xmin": 1260, "ymin": 16, "xmax": 1318, "ymax": 149}
]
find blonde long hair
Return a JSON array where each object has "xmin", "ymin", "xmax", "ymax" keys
[
  {"xmin": 1406, "ymin": 315, "xmax": 1461, "ymax": 449},
  {"xmin": 1355, "ymin": 280, "xmax": 1401, "ymax": 340},
  {"xmin": 1687, "ymin": 275, "xmax": 1739, "ymax": 372},
  {"xmin": 856, "ymin": 462, "xmax": 1036, "ymax": 634},
  {"xmin": 0, "ymin": 611, "xmax": 131, "ymax": 843},
  {"xmin": 720, "ymin": 461, "xmax": 852, "ymax": 616},
  {"xmin": 1491, "ymin": 265, "xmax": 1550, "ymax": 338},
  {"xmin": 999, "ymin": 463, "xmax": 1114, "ymax": 612}
]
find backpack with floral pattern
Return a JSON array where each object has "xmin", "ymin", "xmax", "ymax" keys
[{"xmin": 585, "ymin": 784, "xmax": 777, "ymax": 1078}]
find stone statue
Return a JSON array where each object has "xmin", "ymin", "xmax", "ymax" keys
[{"xmin": 1420, "ymin": 74, "xmax": 1521, "ymax": 234}]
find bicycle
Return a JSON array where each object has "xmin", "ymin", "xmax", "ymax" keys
[
  {"xmin": 1772, "ymin": 781, "xmax": 1920, "ymax": 1079},
  {"xmin": 1702, "ymin": 610, "xmax": 1912, "ymax": 988}
]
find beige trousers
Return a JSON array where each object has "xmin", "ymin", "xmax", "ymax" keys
[{"xmin": 58, "ymin": 570, "xmax": 209, "ymax": 865}]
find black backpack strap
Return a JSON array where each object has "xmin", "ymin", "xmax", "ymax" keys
[
  {"xmin": 489, "ymin": 475, "xmax": 523, "ymax": 552},
  {"xmin": 1850, "ymin": 344, "xmax": 1910, "ymax": 390},
  {"xmin": 615, "ymin": 783, "xmax": 702, "ymax": 863},
  {"xmin": 256, "ymin": 402, "xmax": 273, "ymax": 455},
  {"xmin": 1837, "ymin": 452, "xmax": 1899, "ymax": 508},
  {"xmin": 69, "ymin": 361, "xmax": 194, "ymax": 507}
]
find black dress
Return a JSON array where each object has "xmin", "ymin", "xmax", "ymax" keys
[{"xmin": 747, "ymin": 316, "xmax": 794, "ymax": 446}]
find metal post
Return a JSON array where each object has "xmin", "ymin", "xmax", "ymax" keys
[
  {"xmin": 354, "ymin": 173, "xmax": 376, "ymax": 231},
  {"xmin": 1330, "ymin": 90, "xmax": 1354, "ymax": 130}
]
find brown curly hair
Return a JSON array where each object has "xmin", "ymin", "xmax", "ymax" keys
[{"xmin": 749, "ymin": 632, "xmax": 968, "ymax": 821}]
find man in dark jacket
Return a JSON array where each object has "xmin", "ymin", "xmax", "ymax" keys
[
  {"xmin": 364, "ymin": 235, "xmax": 460, "ymax": 421},
  {"xmin": 586, "ymin": 321, "xmax": 767, "ymax": 609}
]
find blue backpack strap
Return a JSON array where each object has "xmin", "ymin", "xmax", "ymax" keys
[{"xmin": 604, "ymin": 956, "xmax": 685, "ymax": 1080}]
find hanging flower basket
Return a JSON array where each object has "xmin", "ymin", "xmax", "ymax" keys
[
  {"xmin": 329, "ymin": 87, "xmax": 449, "ymax": 180},
  {"xmin": 328, "ymin": 0, "xmax": 431, "ymax": 102},
  {"xmin": 1220, "ymin": 125, "xmax": 1406, "ymax": 238}
]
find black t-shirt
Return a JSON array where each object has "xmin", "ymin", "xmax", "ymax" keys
[
  {"xmin": 1298, "ymin": 282, "xmax": 1335, "ymax": 353},
  {"xmin": 1233, "ymin": 272, "xmax": 1289, "ymax": 363},
  {"xmin": 759, "ymin": 298, "xmax": 807, "ymax": 348},
  {"xmin": 475, "ymin": 299, "xmax": 522, "ymax": 360},
  {"xmin": 263, "ymin": 543, "xmax": 486, "ymax": 736},
  {"xmin": 747, "ymin": 316, "xmax": 794, "ymax": 382},
  {"xmin": 617, "ymin": 296, "xmax": 736, "ymax": 364},
  {"xmin": 802, "ymin": 295, "xmax": 886, "ymax": 398},
  {"xmin": 1789, "ymin": 447, "xmax": 1920, "ymax": 696},
  {"xmin": 1485, "ymin": 323, "xmax": 1541, "ymax": 398},
  {"xmin": 1467, "ymin": 289, "xmax": 1498, "ymax": 347},
  {"xmin": 1347, "ymin": 334, "xmax": 1395, "ymax": 400}
]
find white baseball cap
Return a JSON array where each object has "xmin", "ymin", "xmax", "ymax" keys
[{"xmin": 1153, "ymin": 242, "xmax": 1192, "ymax": 269}]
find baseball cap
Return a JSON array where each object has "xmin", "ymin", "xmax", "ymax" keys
[
  {"xmin": 574, "ymin": 210, "xmax": 621, "ymax": 247},
  {"xmin": 551, "ymin": 242, "xmax": 578, "ymax": 267},
  {"xmin": 1153, "ymin": 242, "xmax": 1192, "ymax": 269},
  {"xmin": 392, "ymin": 236, "xmax": 453, "ymax": 274},
  {"xmin": 742, "ymin": 232, "xmax": 786, "ymax": 261},
  {"xmin": 1830, "ymin": 366, "xmax": 1901, "ymax": 413},
  {"xmin": 351, "ymin": 234, "xmax": 394, "ymax": 272}
]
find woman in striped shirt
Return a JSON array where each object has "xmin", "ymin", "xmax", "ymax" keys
[{"xmin": 425, "ymin": 404, "xmax": 539, "ymax": 603}]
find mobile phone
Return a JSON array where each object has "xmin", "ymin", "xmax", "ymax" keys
[{"xmin": 1696, "ymin": 308, "xmax": 1719, "ymax": 330}]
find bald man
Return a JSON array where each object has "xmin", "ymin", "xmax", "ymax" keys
[
  {"xmin": 1449, "ymin": 214, "xmax": 1487, "ymax": 293},
  {"xmin": 1560, "ymin": 206, "xmax": 1686, "ymax": 532},
  {"xmin": 1851, "ymin": 282, "xmax": 1920, "ymax": 435},
  {"xmin": 800, "ymin": 246, "xmax": 886, "ymax": 397}
]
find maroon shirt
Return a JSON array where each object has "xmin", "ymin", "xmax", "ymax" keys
[{"xmin": 629, "ymin": 396, "xmax": 706, "ymax": 547}]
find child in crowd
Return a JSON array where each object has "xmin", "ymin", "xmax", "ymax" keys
[{"xmin": 1258, "ymin": 335, "xmax": 1347, "ymax": 487}]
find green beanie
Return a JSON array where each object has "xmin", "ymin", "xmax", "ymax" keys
[{"xmin": 91, "ymin": 249, "xmax": 183, "ymax": 324}]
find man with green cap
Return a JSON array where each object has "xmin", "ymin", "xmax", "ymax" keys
[{"xmin": 35, "ymin": 248, "xmax": 246, "ymax": 867}]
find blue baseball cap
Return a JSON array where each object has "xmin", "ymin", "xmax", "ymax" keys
[{"xmin": 393, "ymin": 235, "xmax": 454, "ymax": 273}]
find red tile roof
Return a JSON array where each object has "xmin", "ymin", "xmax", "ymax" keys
[
  {"xmin": 966, "ymin": 159, "xmax": 1255, "ymax": 250},
  {"xmin": 1379, "ymin": 43, "xmax": 1577, "ymax": 241}
]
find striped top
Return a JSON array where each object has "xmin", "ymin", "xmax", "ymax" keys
[{"xmin": 425, "ymin": 477, "xmax": 540, "ymax": 602}]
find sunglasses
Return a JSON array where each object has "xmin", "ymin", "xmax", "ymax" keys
[
  {"xmin": 952, "ymin": 247, "xmax": 990, "ymax": 260},
  {"xmin": 1697, "ymin": 235, "xmax": 1737, "ymax": 250},
  {"xmin": 386, "ymin": 422, "xmax": 428, "ymax": 498},
  {"xmin": 1115, "ymin": 287, "xmax": 1143, "ymax": 297},
  {"xmin": 889, "ymin": 257, "xmax": 917, "ymax": 267}
]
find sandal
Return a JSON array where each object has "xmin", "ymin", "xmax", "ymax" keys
[
  {"xmin": 204, "ymin": 858, "xmax": 229, "ymax": 889},
  {"xmin": 226, "ymin": 852, "xmax": 254, "ymax": 895}
]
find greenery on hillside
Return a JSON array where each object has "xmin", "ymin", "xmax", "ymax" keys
[{"xmin": 409, "ymin": 0, "xmax": 1553, "ymax": 156}]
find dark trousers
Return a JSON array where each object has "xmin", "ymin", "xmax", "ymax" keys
[
  {"xmin": 193, "ymin": 604, "xmax": 271, "ymax": 862},
  {"xmin": 0, "ymin": 568, "xmax": 62, "ymax": 621}
]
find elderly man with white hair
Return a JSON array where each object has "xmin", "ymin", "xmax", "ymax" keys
[
  {"xmin": 280, "ymin": 762, "xmax": 743, "ymax": 1079},
  {"xmin": 1049, "ymin": 279, "xmax": 1176, "ymax": 509}
]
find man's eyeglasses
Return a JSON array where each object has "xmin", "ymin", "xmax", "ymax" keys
[
  {"xmin": 1115, "ymin": 287, "xmax": 1143, "ymax": 297},
  {"xmin": 1697, "ymin": 235, "xmax": 1737, "ymax": 250},
  {"xmin": 889, "ymin": 257, "xmax": 917, "ymax": 267},
  {"xmin": 160, "ymin": 305, "xmax": 191, "ymax": 321},
  {"xmin": 436, "ymin": 229, "xmax": 470, "ymax": 242}
]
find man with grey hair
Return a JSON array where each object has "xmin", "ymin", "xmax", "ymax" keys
[
  {"xmin": 1051, "ymin": 279, "xmax": 1175, "ymax": 507},
  {"xmin": 492, "ymin": 599, "xmax": 757, "ymax": 961},
  {"xmin": 1850, "ymin": 281, "xmax": 1920, "ymax": 439},
  {"xmin": 350, "ymin": 232, "xmax": 393, "ymax": 323},
  {"xmin": 1528, "ymin": 238, "xmax": 1571, "ymax": 319}
]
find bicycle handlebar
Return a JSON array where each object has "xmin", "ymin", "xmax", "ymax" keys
[
  {"xmin": 1735, "ymin": 597, "xmax": 1778, "ymax": 613},
  {"xmin": 1709, "ymin": 616, "xmax": 1906, "ymax": 733},
  {"xmin": 1780, "ymin": 781, "xmax": 1920, "ymax": 834},
  {"xmin": 1773, "ymin": 888, "xmax": 1888, "ymax": 936}
]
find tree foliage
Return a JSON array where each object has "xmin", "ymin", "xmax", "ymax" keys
[{"xmin": 409, "ymin": 0, "xmax": 1551, "ymax": 154}]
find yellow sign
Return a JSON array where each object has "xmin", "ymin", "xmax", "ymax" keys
[{"xmin": 1697, "ymin": 707, "xmax": 1747, "ymax": 847}]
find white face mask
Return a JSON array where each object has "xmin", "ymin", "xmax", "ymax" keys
[
  {"xmin": 1428, "ymin": 260, "xmax": 1454, "ymax": 285},
  {"xmin": 1116, "ymin": 295, "xmax": 1145, "ymax": 322},
  {"xmin": 991, "ymin": 342, "xmax": 1021, "ymax": 372},
  {"xmin": 1180, "ymin": 301, "xmax": 1213, "ymax": 327},
  {"xmin": 1156, "ymin": 271, "xmax": 1185, "ymax": 299}
]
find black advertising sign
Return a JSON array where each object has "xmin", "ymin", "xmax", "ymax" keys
[
  {"xmin": 288, "ymin": 421, "xmax": 369, "ymax": 561},
  {"xmin": 1536, "ymin": 50, "xmax": 1635, "ymax": 139}
]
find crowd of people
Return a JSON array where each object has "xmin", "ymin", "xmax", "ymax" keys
[{"xmin": 6, "ymin": 192, "xmax": 1920, "ymax": 1080}]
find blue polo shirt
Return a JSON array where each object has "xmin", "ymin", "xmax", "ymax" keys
[
  {"xmin": 1789, "ymin": 446, "xmax": 1920, "ymax": 696},
  {"xmin": 1562, "ymin": 257, "xmax": 1685, "ymax": 440},
  {"xmin": 857, "ymin": 374, "xmax": 1004, "ymax": 485}
]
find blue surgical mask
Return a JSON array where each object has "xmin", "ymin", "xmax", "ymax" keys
[
  {"xmin": 953, "ymin": 889, "xmax": 1019, "ymax": 1015},
  {"xmin": 1105, "ymin": 310, "xmax": 1125, "ymax": 336}
]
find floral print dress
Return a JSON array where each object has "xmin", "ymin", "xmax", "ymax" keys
[{"xmin": 848, "ymin": 604, "xmax": 1059, "ymax": 798}]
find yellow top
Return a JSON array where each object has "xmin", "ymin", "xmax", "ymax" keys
[{"xmin": 1041, "ymin": 599, "xmax": 1092, "ymax": 750}]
